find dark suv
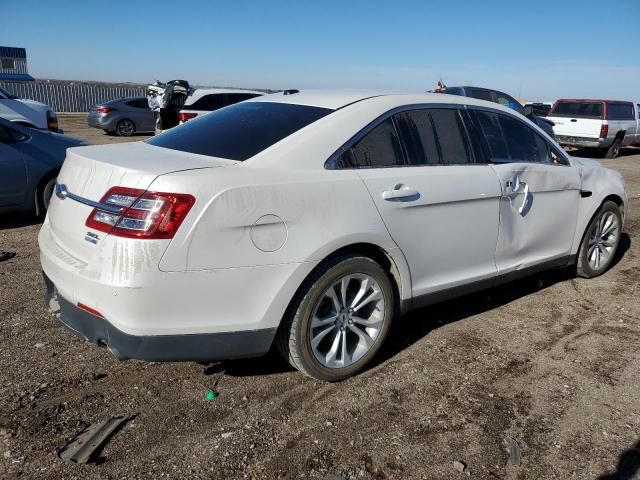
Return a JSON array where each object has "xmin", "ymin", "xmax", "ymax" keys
[{"xmin": 438, "ymin": 86, "xmax": 555, "ymax": 138}]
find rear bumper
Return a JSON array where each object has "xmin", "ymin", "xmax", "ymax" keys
[
  {"xmin": 44, "ymin": 272, "xmax": 276, "ymax": 362},
  {"xmin": 555, "ymin": 135, "xmax": 611, "ymax": 148},
  {"xmin": 87, "ymin": 114, "xmax": 116, "ymax": 130}
]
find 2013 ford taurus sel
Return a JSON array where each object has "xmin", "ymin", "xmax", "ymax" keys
[{"xmin": 39, "ymin": 90, "xmax": 627, "ymax": 381}]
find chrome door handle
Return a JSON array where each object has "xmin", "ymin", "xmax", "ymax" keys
[
  {"xmin": 381, "ymin": 185, "xmax": 420, "ymax": 201},
  {"xmin": 516, "ymin": 179, "xmax": 529, "ymax": 214}
]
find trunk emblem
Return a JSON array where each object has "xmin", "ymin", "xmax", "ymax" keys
[{"xmin": 55, "ymin": 183, "xmax": 68, "ymax": 200}]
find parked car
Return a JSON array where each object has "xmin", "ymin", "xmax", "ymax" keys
[
  {"xmin": 0, "ymin": 117, "xmax": 85, "ymax": 215},
  {"xmin": 438, "ymin": 85, "xmax": 555, "ymax": 138},
  {"xmin": 40, "ymin": 90, "xmax": 627, "ymax": 381},
  {"xmin": 546, "ymin": 99, "xmax": 640, "ymax": 158},
  {"xmin": 524, "ymin": 102, "xmax": 553, "ymax": 117},
  {"xmin": 88, "ymin": 97, "xmax": 155, "ymax": 137},
  {"xmin": 178, "ymin": 88, "xmax": 264, "ymax": 123},
  {"xmin": 0, "ymin": 85, "xmax": 60, "ymax": 132}
]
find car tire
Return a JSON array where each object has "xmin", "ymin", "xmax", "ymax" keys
[
  {"xmin": 605, "ymin": 138, "xmax": 622, "ymax": 159},
  {"xmin": 576, "ymin": 201, "xmax": 622, "ymax": 278},
  {"xmin": 38, "ymin": 177, "xmax": 57, "ymax": 215},
  {"xmin": 277, "ymin": 254, "xmax": 395, "ymax": 381},
  {"xmin": 116, "ymin": 119, "xmax": 135, "ymax": 137}
]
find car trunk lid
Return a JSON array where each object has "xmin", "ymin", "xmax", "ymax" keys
[{"xmin": 47, "ymin": 141, "xmax": 235, "ymax": 263}]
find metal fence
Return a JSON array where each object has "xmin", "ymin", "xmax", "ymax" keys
[{"xmin": 0, "ymin": 80, "xmax": 145, "ymax": 113}]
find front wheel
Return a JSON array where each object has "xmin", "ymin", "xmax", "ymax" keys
[
  {"xmin": 576, "ymin": 201, "xmax": 622, "ymax": 278},
  {"xmin": 277, "ymin": 255, "xmax": 395, "ymax": 381}
]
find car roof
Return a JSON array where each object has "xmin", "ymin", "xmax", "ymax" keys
[
  {"xmin": 103, "ymin": 97, "xmax": 146, "ymax": 104},
  {"xmin": 247, "ymin": 88, "xmax": 520, "ymax": 112}
]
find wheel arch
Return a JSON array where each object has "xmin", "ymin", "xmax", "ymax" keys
[
  {"xmin": 276, "ymin": 241, "xmax": 411, "ymax": 331},
  {"xmin": 572, "ymin": 192, "xmax": 625, "ymax": 256},
  {"xmin": 34, "ymin": 167, "xmax": 60, "ymax": 216}
]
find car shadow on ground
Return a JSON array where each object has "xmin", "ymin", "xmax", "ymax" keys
[
  {"xmin": 202, "ymin": 233, "xmax": 631, "ymax": 378},
  {"xmin": 597, "ymin": 438, "xmax": 640, "ymax": 480},
  {"xmin": 0, "ymin": 213, "xmax": 43, "ymax": 230}
]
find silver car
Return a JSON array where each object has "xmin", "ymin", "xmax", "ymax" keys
[
  {"xmin": 87, "ymin": 97, "xmax": 155, "ymax": 137},
  {"xmin": 0, "ymin": 117, "xmax": 86, "ymax": 215}
]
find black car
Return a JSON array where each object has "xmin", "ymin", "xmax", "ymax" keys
[{"xmin": 437, "ymin": 86, "xmax": 555, "ymax": 138}]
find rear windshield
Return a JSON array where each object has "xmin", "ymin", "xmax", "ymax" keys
[
  {"xmin": 550, "ymin": 101, "xmax": 603, "ymax": 119},
  {"xmin": 147, "ymin": 102, "xmax": 332, "ymax": 160}
]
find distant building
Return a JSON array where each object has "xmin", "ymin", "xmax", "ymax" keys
[{"xmin": 0, "ymin": 46, "xmax": 35, "ymax": 82}]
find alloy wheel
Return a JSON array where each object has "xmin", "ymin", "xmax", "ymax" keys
[
  {"xmin": 309, "ymin": 274, "xmax": 385, "ymax": 369},
  {"xmin": 587, "ymin": 211, "xmax": 619, "ymax": 270}
]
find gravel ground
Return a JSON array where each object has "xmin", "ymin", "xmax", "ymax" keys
[{"xmin": 1, "ymin": 115, "xmax": 639, "ymax": 479}]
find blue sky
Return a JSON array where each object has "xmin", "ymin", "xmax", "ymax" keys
[{"xmin": 2, "ymin": 0, "xmax": 638, "ymax": 101}]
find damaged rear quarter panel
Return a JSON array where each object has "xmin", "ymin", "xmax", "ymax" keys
[{"xmin": 151, "ymin": 167, "xmax": 398, "ymax": 272}]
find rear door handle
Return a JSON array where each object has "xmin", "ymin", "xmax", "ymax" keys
[
  {"xmin": 570, "ymin": 118, "xmax": 577, "ymax": 122},
  {"xmin": 381, "ymin": 184, "xmax": 420, "ymax": 201}
]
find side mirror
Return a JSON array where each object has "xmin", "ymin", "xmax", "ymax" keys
[{"xmin": 523, "ymin": 105, "xmax": 533, "ymax": 117}]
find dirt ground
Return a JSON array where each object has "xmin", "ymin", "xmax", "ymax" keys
[{"xmin": 1, "ymin": 114, "xmax": 639, "ymax": 480}]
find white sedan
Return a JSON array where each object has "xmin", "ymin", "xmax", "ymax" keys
[{"xmin": 39, "ymin": 90, "xmax": 627, "ymax": 381}]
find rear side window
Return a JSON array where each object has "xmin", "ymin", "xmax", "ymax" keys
[
  {"xmin": 469, "ymin": 88, "xmax": 494, "ymax": 102},
  {"xmin": 147, "ymin": 102, "xmax": 332, "ymax": 161},
  {"xmin": 335, "ymin": 118, "xmax": 405, "ymax": 168},
  {"xmin": 607, "ymin": 102, "xmax": 634, "ymax": 120},
  {"xmin": 395, "ymin": 109, "xmax": 474, "ymax": 165},
  {"xmin": 187, "ymin": 94, "xmax": 225, "ymax": 111},
  {"xmin": 472, "ymin": 110, "xmax": 554, "ymax": 164},
  {"xmin": 224, "ymin": 93, "xmax": 260, "ymax": 106},
  {"xmin": 550, "ymin": 101, "xmax": 603, "ymax": 118}
]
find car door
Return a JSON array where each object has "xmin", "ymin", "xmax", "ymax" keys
[
  {"xmin": 131, "ymin": 99, "xmax": 155, "ymax": 132},
  {"xmin": 335, "ymin": 107, "xmax": 502, "ymax": 299},
  {"xmin": 469, "ymin": 108, "xmax": 581, "ymax": 276},
  {"xmin": 0, "ymin": 123, "xmax": 28, "ymax": 207}
]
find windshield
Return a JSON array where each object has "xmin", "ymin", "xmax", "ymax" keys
[
  {"xmin": 550, "ymin": 101, "xmax": 603, "ymax": 119},
  {"xmin": 147, "ymin": 101, "xmax": 333, "ymax": 161}
]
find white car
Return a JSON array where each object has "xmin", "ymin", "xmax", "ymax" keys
[
  {"xmin": 39, "ymin": 90, "xmax": 627, "ymax": 381},
  {"xmin": 178, "ymin": 88, "xmax": 264, "ymax": 123},
  {"xmin": 0, "ymin": 85, "xmax": 60, "ymax": 131}
]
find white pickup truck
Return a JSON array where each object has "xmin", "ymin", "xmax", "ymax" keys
[{"xmin": 547, "ymin": 99, "xmax": 640, "ymax": 158}]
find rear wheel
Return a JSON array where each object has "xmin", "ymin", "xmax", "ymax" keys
[
  {"xmin": 576, "ymin": 201, "xmax": 622, "ymax": 278},
  {"xmin": 116, "ymin": 119, "xmax": 135, "ymax": 137},
  {"xmin": 605, "ymin": 138, "xmax": 622, "ymax": 159},
  {"xmin": 277, "ymin": 254, "xmax": 395, "ymax": 381}
]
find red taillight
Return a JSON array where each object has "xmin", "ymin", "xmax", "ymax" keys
[
  {"xmin": 77, "ymin": 303, "xmax": 105, "ymax": 319},
  {"xmin": 599, "ymin": 124, "xmax": 609, "ymax": 139},
  {"xmin": 85, "ymin": 187, "xmax": 195, "ymax": 239},
  {"xmin": 96, "ymin": 107, "xmax": 114, "ymax": 114},
  {"xmin": 178, "ymin": 111, "xmax": 198, "ymax": 122}
]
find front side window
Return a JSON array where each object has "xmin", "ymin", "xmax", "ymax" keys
[
  {"xmin": 607, "ymin": 102, "xmax": 634, "ymax": 120},
  {"xmin": 147, "ymin": 101, "xmax": 332, "ymax": 161},
  {"xmin": 335, "ymin": 118, "xmax": 405, "ymax": 168},
  {"xmin": 472, "ymin": 110, "xmax": 558, "ymax": 164}
]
